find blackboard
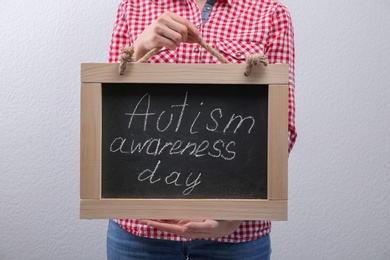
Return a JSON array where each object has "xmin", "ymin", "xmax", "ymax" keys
[
  {"xmin": 102, "ymin": 83, "xmax": 268, "ymax": 199},
  {"xmin": 80, "ymin": 63, "xmax": 288, "ymax": 220}
]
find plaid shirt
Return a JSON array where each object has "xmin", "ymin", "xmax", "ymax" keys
[{"xmin": 108, "ymin": 0, "xmax": 296, "ymax": 243}]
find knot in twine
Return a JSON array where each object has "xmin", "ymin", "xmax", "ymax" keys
[
  {"xmin": 119, "ymin": 37, "xmax": 268, "ymax": 76},
  {"xmin": 244, "ymin": 54, "xmax": 269, "ymax": 76},
  {"xmin": 119, "ymin": 46, "xmax": 135, "ymax": 75}
]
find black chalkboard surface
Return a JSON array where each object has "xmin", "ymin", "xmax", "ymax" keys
[{"xmin": 102, "ymin": 83, "xmax": 268, "ymax": 199}]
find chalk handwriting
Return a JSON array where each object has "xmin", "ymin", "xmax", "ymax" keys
[
  {"xmin": 110, "ymin": 137, "xmax": 236, "ymax": 160},
  {"xmin": 138, "ymin": 160, "xmax": 202, "ymax": 196},
  {"xmin": 109, "ymin": 91, "xmax": 257, "ymax": 196},
  {"xmin": 124, "ymin": 92, "xmax": 256, "ymax": 134}
]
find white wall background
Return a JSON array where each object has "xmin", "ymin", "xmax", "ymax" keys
[{"xmin": 1, "ymin": 0, "xmax": 389, "ymax": 259}]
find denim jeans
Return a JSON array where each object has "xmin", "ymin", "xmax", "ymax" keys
[{"xmin": 107, "ymin": 220, "xmax": 271, "ymax": 260}]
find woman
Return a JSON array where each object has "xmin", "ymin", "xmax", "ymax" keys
[{"xmin": 107, "ymin": 0, "xmax": 296, "ymax": 259}]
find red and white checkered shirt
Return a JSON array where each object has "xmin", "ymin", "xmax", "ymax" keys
[{"xmin": 108, "ymin": 0, "xmax": 296, "ymax": 243}]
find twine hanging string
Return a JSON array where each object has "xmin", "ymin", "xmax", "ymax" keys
[
  {"xmin": 119, "ymin": 46, "xmax": 135, "ymax": 75},
  {"xmin": 119, "ymin": 35, "xmax": 268, "ymax": 76},
  {"xmin": 244, "ymin": 54, "xmax": 269, "ymax": 76}
]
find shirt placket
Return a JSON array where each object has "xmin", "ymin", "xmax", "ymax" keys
[
  {"xmin": 178, "ymin": 0, "xmax": 216, "ymax": 63},
  {"xmin": 198, "ymin": 0, "xmax": 216, "ymax": 63}
]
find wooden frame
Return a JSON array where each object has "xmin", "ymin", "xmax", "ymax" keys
[{"xmin": 80, "ymin": 63, "xmax": 288, "ymax": 220}]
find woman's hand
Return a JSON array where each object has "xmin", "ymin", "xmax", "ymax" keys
[
  {"xmin": 139, "ymin": 219, "xmax": 242, "ymax": 239},
  {"xmin": 133, "ymin": 11, "xmax": 201, "ymax": 61}
]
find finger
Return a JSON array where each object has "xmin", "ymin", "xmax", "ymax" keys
[
  {"xmin": 150, "ymin": 24, "xmax": 182, "ymax": 50},
  {"xmin": 160, "ymin": 219, "xmax": 185, "ymax": 225},
  {"xmin": 183, "ymin": 220, "xmax": 216, "ymax": 232},
  {"xmin": 157, "ymin": 24, "xmax": 186, "ymax": 46},
  {"xmin": 139, "ymin": 219, "xmax": 180, "ymax": 225},
  {"xmin": 163, "ymin": 11, "xmax": 201, "ymax": 43},
  {"xmin": 139, "ymin": 219, "xmax": 159, "ymax": 225},
  {"xmin": 176, "ymin": 219, "xmax": 205, "ymax": 225},
  {"xmin": 146, "ymin": 219, "xmax": 203, "ymax": 225},
  {"xmin": 145, "ymin": 220, "xmax": 187, "ymax": 234}
]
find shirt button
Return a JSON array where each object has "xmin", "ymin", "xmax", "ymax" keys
[
  {"xmin": 206, "ymin": 6, "xmax": 211, "ymax": 11},
  {"xmin": 236, "ymin": 51, "xmax": 242, "ymax": 57},
  {"xmin": 196, "ymin": 24, "xmax": 201, "ymax": 29},
  {"xmin": 194, "ymin": 48, "xmax": 200, "ymax": 53}
]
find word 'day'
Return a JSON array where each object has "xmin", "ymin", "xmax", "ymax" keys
[{"xmin": 137, "ymin": 160, "xmax": 202, "ymax": 196}]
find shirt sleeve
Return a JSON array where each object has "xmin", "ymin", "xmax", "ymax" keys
[
  {"xmin": 108, "ymin": 1, "xmax": 131, "ymax": 63},
  {"xmin": 265, "ymin": 4, "xmax": 297, "ymax": 153}
]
